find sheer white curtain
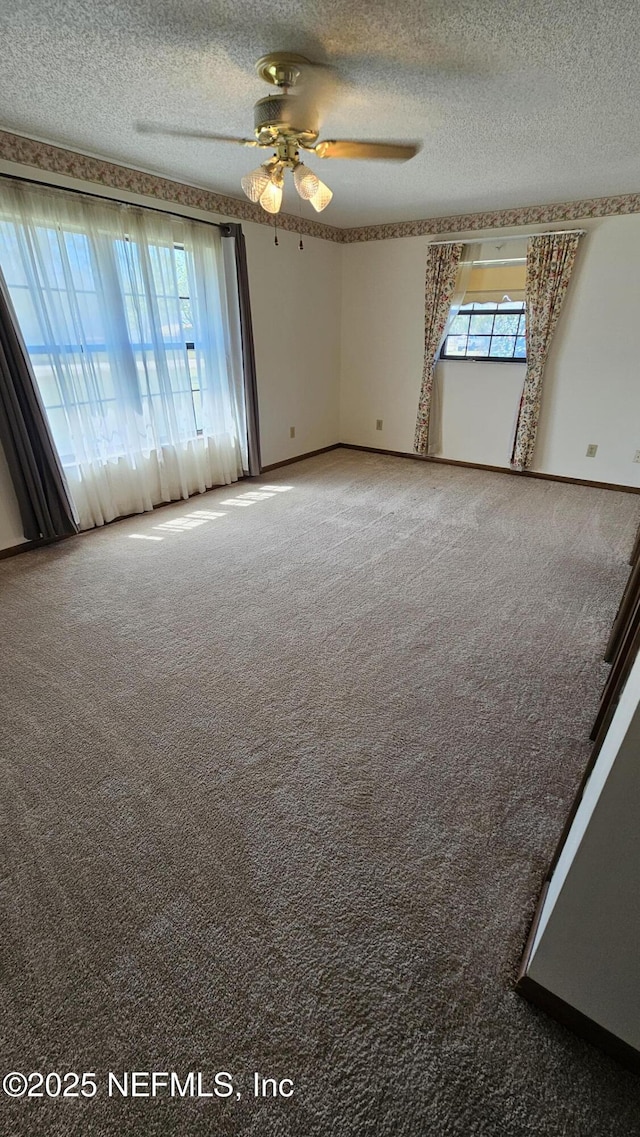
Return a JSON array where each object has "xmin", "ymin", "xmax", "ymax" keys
[{"xmin": 0, "ymin": 180, "xmax": 249, "ymax": 529}]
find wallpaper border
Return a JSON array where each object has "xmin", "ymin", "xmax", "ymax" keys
[
  {"xmin": 1, "ymin": 130, "xmax": 640, "ymax": 244},
  {"xmin": 339, "ymin": 193, "xmax": 640, "ymax": 242}
]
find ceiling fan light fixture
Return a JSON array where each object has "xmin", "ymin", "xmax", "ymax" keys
[
  {"xmin": 241, "ymin": 166, "xmax": 270, "ymax": 203},
  {"xmin": 259, "ymin": 175, "xmax": 284, "ymax": 214},
  {"xmin": 308, "ymin": 177, "xmax": 333, "ymax": 212},
  {"xmin": 241, "ymin": 159, "xmax": 278, "ymax": 203},
  {"xmin": 293, "ymin": 162, "xmax": 320, "ymax": 201}
]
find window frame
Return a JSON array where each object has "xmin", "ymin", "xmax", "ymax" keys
[{"xmin": 439, "ymin": 302, "xmax": 527, "ymax": 364}]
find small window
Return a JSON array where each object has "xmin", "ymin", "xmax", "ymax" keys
[
  {"xmin": 440, "ymin": 253, "xmax": 527, "ymax": 362},
  {"xmin": 441, "ymin": 299, "xmax": 527, "ymax": 362}
]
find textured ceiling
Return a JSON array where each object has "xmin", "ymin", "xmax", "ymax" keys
[{"xmin": 1, "ymin": 0, "xmax": 640, "ymax": 227}]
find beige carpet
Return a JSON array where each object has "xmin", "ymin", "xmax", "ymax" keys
[{"xmin": 1, "ymin": 448, "xmax": 640, "ymax": 1136}]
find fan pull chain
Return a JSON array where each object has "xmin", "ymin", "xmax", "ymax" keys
[
  {"xmin": 274, "ymin": 215, "xmax": 279, "ymax": 247},
  {"xmin": 297, "ymin": 191, "xmax": 304, "ymax": 251}
]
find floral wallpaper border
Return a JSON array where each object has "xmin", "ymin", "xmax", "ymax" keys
[
  {"xmin": 339, "ymin": 193, "xmax": 640, "ymax": 242},
  {"xmin": 1, "ymin": 130, "xmax": 640, "ymax": 244}
]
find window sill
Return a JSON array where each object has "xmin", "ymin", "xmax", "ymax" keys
[{"xmin": 440, "ymin": 357, "xmax": 527, "ymax": 365}]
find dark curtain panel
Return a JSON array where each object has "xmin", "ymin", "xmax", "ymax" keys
[
  {"xmin": 221, "ymin": 223, "xmax": 261, "ymax": 476},
  {"xmin": 0, "ymin": 266, "xmax": 78, "ymax": 541}
]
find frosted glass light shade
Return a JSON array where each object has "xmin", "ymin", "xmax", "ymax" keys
[
  {"xmin": 309, "ymin": 178, "xmax": 333, "ymax": 212},
  {"xmin": 293, "ymin": 163, "xmax": 320, "ymax": 201},
  {"xmin": 259, "ymin": 178, "xmax": 283, "ymax": 214},
  {"xmin": 241, "ymin": 165, "xmax": 272, "ymax": 203}
]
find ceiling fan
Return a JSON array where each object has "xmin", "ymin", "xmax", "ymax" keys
[{"xmin": 138, "ymin": 51, "xmax": 420, "ymax": 216}]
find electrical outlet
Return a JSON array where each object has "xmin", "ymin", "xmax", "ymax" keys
[
  {"xmin": 634, "ymin": 451, "xmax": 640, "ymax": 464},
  {"xmin": 289, "ymin": 426, "xmax": 295, "ymax": 439},
  {"xmin": 376, "ymin": 419, "xmax": 383, "ymax": 431},
  {"xmin": 586, "ymin": 443, "xmax": 598, "ymax": 458}
]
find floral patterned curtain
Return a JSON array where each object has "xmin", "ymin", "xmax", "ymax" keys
[
  {"xmin": 414, "ymin": 243, "xmax": 464, "ymax": 455},
  {"xmin": 511, "ymin": 232, "xmax": 582, "ymax": 470}
]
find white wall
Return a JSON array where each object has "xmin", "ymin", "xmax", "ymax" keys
[
  {"xmin": 0, "ymin": 160, "xmax": 342, "ymax": 548},
  {"xmin": 534, "ymin": 215, "xmax": 640, "ymax": 484},
  {"xmin": 340, "ymin": 216, "xmax": 640, "ymax": 487},
  {"xmin": 525, "ymin": 651, "xmax": 640, "ymax": 1050},
  {"xmin": 242, "ymin": 220, "xmax": 341, "ymax": 468},
  {"xmin": 340, "ymin": 236, "xmax": 427, "ymax": 455}
]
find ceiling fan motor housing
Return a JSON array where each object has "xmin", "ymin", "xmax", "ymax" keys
[{"xmin": 253, "ymin": 94, "xmax": 318, "ymax": 147}]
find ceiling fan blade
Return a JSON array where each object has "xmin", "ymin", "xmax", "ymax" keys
[
  {"xmin": 311, "ymin": 139, "xmax": 420, "ymax": 161},
  {"xmin": 136, "ymin": 122, "xmax": 257, "ymax": 146}
]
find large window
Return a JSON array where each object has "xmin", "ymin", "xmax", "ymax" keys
[
  {"xmin": 441, "ymin": 299, "xmax": 527, "ymax": 361},
  {"xmin": 1, "ymin": 228, "xmax": 208, "ymax": 463},
  {"xmin": 0, "ymin": 178, "xmax": 249, "ymax": 529}
]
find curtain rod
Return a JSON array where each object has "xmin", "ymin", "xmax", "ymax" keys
[
  {"xmin": 0, "ymin": 170, "xmax": 226, "ymax": 231},
  {"xmin": 429, "ymin": 228, "xmax": 586, "ymax": 247}
]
